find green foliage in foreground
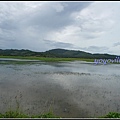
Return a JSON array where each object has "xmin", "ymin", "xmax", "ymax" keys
[
  {"xmin": 100, "ymin": 112, "xmax": 120, "ymax": 118},
  {"xmin": 0, "ymin": 110, "xmax": 59, "ymax": 118},
  {"xmin": 0, "ymin": 110, "xmax": 120, "ymax": 118}
]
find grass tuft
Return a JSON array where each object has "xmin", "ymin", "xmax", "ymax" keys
[{"xmin": 100, "ymin": 112, "xmax": 120, "ymax": 118}]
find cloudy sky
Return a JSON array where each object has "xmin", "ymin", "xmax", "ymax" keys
[{"xmin": 0, "ymin": 1, "xmax": 120, "ymax": 55}]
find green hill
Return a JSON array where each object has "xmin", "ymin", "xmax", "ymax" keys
[
  {"xmin": 45, "ymin": 48, "xmax": 117, "ymax": 59},
  {"xmin": 0, "ymin": 48, "xmax": 117, "ymax": 59}
]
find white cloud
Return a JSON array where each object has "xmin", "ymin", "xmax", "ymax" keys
[{"xmin": 0, "ymin": 1, "xmax": 120, "ymax": 55}]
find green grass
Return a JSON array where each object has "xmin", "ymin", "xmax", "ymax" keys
[
  {"xmin": 0, "ymin": 56, "xmax": 94, "ymax": 62},
  {"xmin": 1, "ymin": 56, "xmax": 120, "ymax": 64},
  {"xmin": 0, "ymin": 110, "xmax": 59, "ymax": 118},
  {"xmin": 0, "ymin": 110, "xmax": 120, "ymax": 118},
  {"xmin": 99, "ymin": 112, "xmax": 120, "ymax": 118}
]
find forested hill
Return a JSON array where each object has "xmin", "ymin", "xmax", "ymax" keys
[
  {"xmin": 0, "ymin": 48, "xmax": 117, "ymax": 59},
  {"xmin": 45, "ymin": 49, "xmax": 117, "ymax": 59}
]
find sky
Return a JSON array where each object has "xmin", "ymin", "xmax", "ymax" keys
[{"xmin": 0, "ymin": 1, "xmax": 120, "ymax": 55}]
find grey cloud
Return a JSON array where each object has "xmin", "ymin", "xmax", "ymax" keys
[
  {"xmin": 0, "ymin": 1, "xmax": 114, "ymax": 54},
  {"xmin": 0, "ymin": 2, "xmax": 109, "ymax": 53},
  {"xmin": 44, "ymin": 39, "xmax": 74, "ymax": 49},
  {"xmin": 21, "ymin": 2, "xmax": 92, "ymax": 31},
  {"xmin": 0, "ymin": 29, "xmax": 16, "ymax": 41},
  {"xmin": 79, "ymin": 46, "xmax": 109, "ymax": 52},
  {"xmin": 0, "ymin": 19, "xmax": 18, "ymax": 30},
  {"xmin": 81, "ymin": 33, "xmax": 99, "ymax": 39},
  {"xmin": 113, "ymin": 42, "xmax": 120, "ymax": 47},
  {"xmin": 60, "ymin": 2, "xmax": 92, "ymax": 14}
]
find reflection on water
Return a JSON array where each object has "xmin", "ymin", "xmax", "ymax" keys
[
  {"xmin": 0, "ymin": 59, "xmax": 120, "ymax": 118},
  {"xmin": 0, "ymin": 58, "xmax": 40, "ymax": 61}
]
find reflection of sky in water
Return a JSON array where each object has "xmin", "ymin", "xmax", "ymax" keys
[
  {"xmin": 33, "ymin": 61, "xmax": 120, "ymax": 76},
  {"xmin": 0, "ymin": 58, "xmax": 40, "ymax": 61},
  {"xmin": 1, "ymin": 59, "xmax": 120, "ymax": 76}
]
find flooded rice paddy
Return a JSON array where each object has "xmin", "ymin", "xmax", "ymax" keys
[{"xmin": 0, "ymin": 58, "xmax": 120, "ymax": 118}]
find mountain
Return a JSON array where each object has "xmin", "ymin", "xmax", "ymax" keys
[
  {"xmin": 45, "ymin": 49, "xmax": 92, "ymax": 58},
  {"xmin": 0, "ymin": 48, "xmax": 117, "ymax": 59},
  {"xmin": 0, "ymin": 49, "xmax": 43, "ymax": 56},
  {"xmin": 45, "ymin": 48, "xmax": 117, "ymax": 59}
]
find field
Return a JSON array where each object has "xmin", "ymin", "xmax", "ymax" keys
[{"xmin": 0, "ymin": 56, "xmax": 94, "ymax": 62}]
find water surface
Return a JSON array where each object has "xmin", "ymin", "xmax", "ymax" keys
[{"xmin": 0, "ymin": 59, "xmax": 120, "ymax": 118}]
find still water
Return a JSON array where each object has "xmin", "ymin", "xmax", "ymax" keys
[{"xmin": 0, "ymin": 59, "xmax": 120, "ymax": 118}]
